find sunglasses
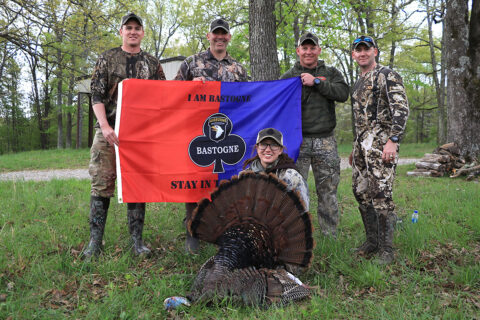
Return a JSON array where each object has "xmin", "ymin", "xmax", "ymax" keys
[
  {"xmin": 353, "ymin": 36, "xmax": 375, "ymax": 45},
  {"xmin": 258, "ymin": 142, "xmax": 281, "ymax": 151}
]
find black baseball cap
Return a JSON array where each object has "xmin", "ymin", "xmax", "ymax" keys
[
  {"xmin": 121, "ymin": 13, "xmax": 143, "ymax": 27},
  {"xmin": 298, "ymin": 32, "xmax": 319, "ymax": 47},
  {"xmin": 352, "ymin": 35, "xmax": 377, "ymax": 50},
  {"xmin": 210, "ymin": 18, "xmax": 230, "ymax": 33},
  {"xmin": 256, "ymin": 128, "xmax": 284, "ymax": 146}
]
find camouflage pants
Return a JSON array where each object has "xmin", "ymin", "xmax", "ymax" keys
[
  {"xmin": 89, "ymin": 129, "xmax": 116, "ymax": 198},
  {"xmin": 351, "ymin": 130, "xmax": 397, "ymax": 213},
  {"xmin": 296, "ymin": 135, "xmax": 340, "ymax": 237}
]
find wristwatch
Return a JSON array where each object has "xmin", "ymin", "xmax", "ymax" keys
[
  {"xmin": 314, "ymin": 78, "xmax": 321, "ymax": 85},
  {"xmin": 389, "ymin": 136, "xmax": 399, "ymax": 143}
]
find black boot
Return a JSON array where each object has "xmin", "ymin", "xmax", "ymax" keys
[
  {"xmin": 81, "ymin": 196, "xmax": 110, "ymax": 259},
  {"xmin": 185, "ymin": 202, "xmax": 199, "ymax": 254},
  {"xmin": 127, "ymin": 203, "xmax": 151, "ymax": 256},
  {"xmin": 377, "ymin": 211, "xmax": 396, "ymax": 264},
  {"xmin": 355, "ymin": 205, "xmax": 379, "ymax": 256}
]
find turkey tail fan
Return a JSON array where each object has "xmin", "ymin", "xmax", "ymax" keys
[
  {"xmin": 188, "ymin": 175, "xmax": 247, "ymax": 243},
  {"xmin": 187, "ymin": 172, "xmax": 315, "ymax": 268}
]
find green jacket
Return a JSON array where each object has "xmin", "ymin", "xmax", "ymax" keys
[{"xmin": 281, "ymin": 60, "xmax": 349, "ymax": 137}]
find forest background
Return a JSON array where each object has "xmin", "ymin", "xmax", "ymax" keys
[{"xmin": 0, "ymin": 0, "xmax": 479, "ymax": 159}]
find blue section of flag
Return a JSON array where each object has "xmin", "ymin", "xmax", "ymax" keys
[{"xmin": 217, "ymin": 77, "xmax": 303, "ymax": 180}]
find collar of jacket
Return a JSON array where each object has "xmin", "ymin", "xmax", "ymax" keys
[
  {"xmin": 206, "ymin": 48, "xmax": 234, "ymax": 63},
  {"xmin": 294, "ymin": 60, "xmax": 325, "ymax": 72},
  {"xmin": 360, "ymin": 63, "xmax": 385, "ymax": 79},
  {"xmin": 119, "ymin": 46, "xmax": 144, "ymax": 56},
  {"xmin": 250, "ymin": 159, "xmax": 280, "ymax": 173}
]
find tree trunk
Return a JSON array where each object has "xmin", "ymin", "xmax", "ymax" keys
[
  {"xmin": 10, "ymin": 75, "xmax": 19, "ymax": 152},
  {"xmin": 28, "ymin": 56, "xmax": 47, "ymax": 149},
  {"xmin": 388, "ymin": 41, "xmax": 396, "ymax": 69},
  {"xmin": 11, "ymin": 98, "xmax": 17, "ymax": 152},
  {"xmin": 57, "ymin": 76, "xmax": 63, "ymax": 149},
  {"xmin": 77, "ymin": 93, "xmax": 83, "ymax": 149},
  {"xmin": 293, "ymin": 16, "xmax": 300, "ymax": 46},
  {"xmin": 418, "ymin": 111, "xmax": 425, "ymax": 143},
  {"xmin": 438, "ymin": 15, "xmax": 447, "ymax": 145},
  {"xmin": 56, "ymin": 45, "xmax": 63, "ymax": 149},
  {"xmin": 388, "ymin": 1, "xmax": 398, "ymax": 68},
  {"xmin": 66, "ymin": 73, "xmax": 75, "ymax": 149},
  {"xmin": 249, "ymin": 0, "xmax": 280, "ymax": 81},
  {"xmin": 426, "ymin": 0, "xmax": 446, "ymax": 145},
  {"xmin": 445, "ymin": 0, "xmax": 480, "ymax": 160},
  {"xmin": 43, "ymin": 58, "xmax": 52, "ymax": 149}
]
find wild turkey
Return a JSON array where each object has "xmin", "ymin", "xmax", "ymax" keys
[{"xmin": 185, "ymin": 171, "xmax": 314, "ymax": 307}]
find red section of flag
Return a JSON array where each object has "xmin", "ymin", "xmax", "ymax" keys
[{"xmin": 117, "ymin": 79, "xmax": 220, "ymax": 203}]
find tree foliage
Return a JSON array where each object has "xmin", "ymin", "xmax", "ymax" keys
[{"xmin": 0, "ymin": 0, "xmax": 465, "ymax": 154}]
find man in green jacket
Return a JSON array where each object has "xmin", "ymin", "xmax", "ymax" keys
[{"xmin": 280, "ymin": 32, "xmax": 349, "ymax": 238}]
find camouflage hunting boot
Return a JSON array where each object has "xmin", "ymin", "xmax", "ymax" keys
[
  {"xmin": 127, "ymin": 203, "xmax": 151, "ymax": 257},
  {"xmin": 185, "ymin": 202, "xmax": 199, "ymax": 254},
  {"xmin": 81, "ymin": 196, "xmax": 110, "ymax": 259},
  {"xmin": 355, "ymin": 205, "xmax": 379, "ymax": 256},
  {"xmin": 376, "ymin": 211, "xmax": 396, "ymax": 265}
]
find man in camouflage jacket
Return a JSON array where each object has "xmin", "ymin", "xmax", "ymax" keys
[
  {"xmin": 82, "ymin": 13, "xmax": 166, "ymax": 259},
  {"xmin": 175, "ymin": 19, "xmax": 247, "ymax": 82},
  {"xmin": 175, "ymin": 18, "xmax": 248, "ymax": 254},
  {"xmin": 280, "ymin": 32, "xmax": 349, "ymax": 238},
  {"xmin": 349, "ymin": 35, "xmax": 409, "ymax": 264}
]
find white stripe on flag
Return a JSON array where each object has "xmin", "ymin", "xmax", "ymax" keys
[{"xmin": 115, "ymin": 80, "xmax": 124, "ymax": 203}]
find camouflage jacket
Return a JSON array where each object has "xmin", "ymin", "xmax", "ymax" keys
[
  {"xmin": 351, "ymin": 64, "xmax": 409, "ymax": 141},
  {"xmin": 91, "ymin": 47, "xmax": 166, "ymax": 127},
  {"xmin": 240, "ymin": 159, "xmax": 310, "ymax": 211},
  {"xmin": 174, "ymin": 49, "xmax": 247, "ymax": 82}
]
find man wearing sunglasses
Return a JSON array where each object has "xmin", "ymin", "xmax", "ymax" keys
[
  {"xmin": 280, "ymin": 32, "xmax": 349, "ymax": 239},
  {"xmin": 349, "ymin": 35, "xmax": 409, "ymax": 264}
]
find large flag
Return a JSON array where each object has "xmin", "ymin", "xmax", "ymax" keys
[{"xmin": 115, "ymin": 77, "xmax": 302, "ymax": 203}]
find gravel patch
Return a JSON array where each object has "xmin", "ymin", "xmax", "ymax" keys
[
  {"xmin": 0, "ymin": 158, "xmax": 418, "ymax": 182},
  {"xmin": 0, "ymin": 169, "xmax": 90, "ymax": 181}
]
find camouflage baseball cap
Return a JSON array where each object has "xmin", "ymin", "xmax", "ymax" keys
[
  {"xmin": 256, "ymin": 128, "xmax": 284, "ymax": 146},
  {"xmin": 352, "ymin": 35, "xmax": 377, "ymax": 50},
  {"xmin": 298, "ymin": 32, "xmax": 319, "ymax": 46},
  {"xmin": 121, "ymin": 12, "xmax": 143, "ymax": 27},
  {"xmin": 210, "ymin": 18, "xmax": 230, "ymax": 32}
]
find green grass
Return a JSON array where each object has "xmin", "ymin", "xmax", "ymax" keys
[
  {"xmin": 397, "ymin": 142, "xmax": 438, "ymax": 158},
  {"xmin": 0, "ymin": 143, "xmax": 437, "ymax": 173},
  {"xmin": 0, "ymin": 156, "xmax": 479, "ymax": 318},
  {"xmin": 0, "ymin": 149, "xmax": 90, "ymax": 172}
]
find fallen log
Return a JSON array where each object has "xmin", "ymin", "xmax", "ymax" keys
[
  {"xmin": 415, "ymin": 161, "xmax": 445, "ymax": 171},
  {"xmin": 408, "ymin": 142, "xmax": 467, "ymax": 179},
  {"xmin": 421, "ymin": 153, "xmax": 451, "ymax": 163},
  {"xmin": 438, "ymin": 149, "xmax": 452, "ymax": 156},
  {"xmin": 439, "ymin": 142, "xmax": 460, "ymax": 156},
  {"xmin": 454, "ymin": 161, "xmax": 465, "ymax": 169},
  {"xmin": 407, "ymin": 171, "xmax": 432, "ymax": 177},
  {"xmin": 450, "ymin": 164, "xmax": 480, "ymax": 178},
  {"xmin": 430, "ymin": 170, "xmax": 444, "ymax": 177},
  {"xmin": 411, "ymin": 168, "xmax": 430, "ymax": 172},
  {"xmin": 466, "ymin": 174, "xmax": 476, "ymax": 181}
]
